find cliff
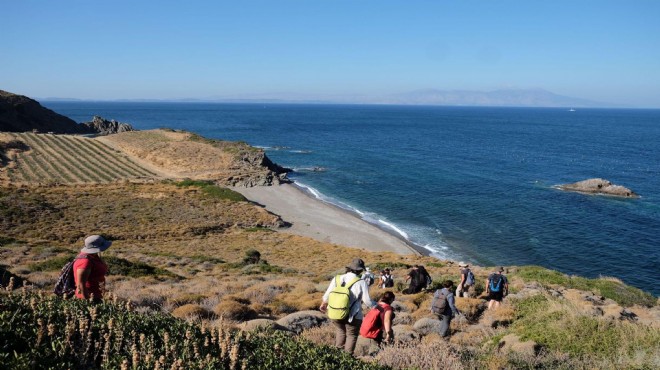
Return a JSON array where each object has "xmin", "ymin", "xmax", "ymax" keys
[{"xmin": 0, "ymin": 90, "xmax": 94, "ymax": 134}]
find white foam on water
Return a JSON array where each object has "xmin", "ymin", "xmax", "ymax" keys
[{"xmin": 377, "ymin": 219, "xmax": 409, "ymax": 239}]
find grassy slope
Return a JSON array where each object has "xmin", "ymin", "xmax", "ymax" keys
[{"xmin": 1, "ymin": 130, "xmax": 658, "ymax": 369}]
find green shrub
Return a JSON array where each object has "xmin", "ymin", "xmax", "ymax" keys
[
  {"xmin": 175, "ymin": 180, "xmax": 247, "ymax": 202},
  {"xmin": 29, "ymin": 255, "xmax": 178, "ymax": 279},
  {"xmin": 370, "ymin": 262, "xmax": 411, "ymax": 271},
  {"xmin": 0, "ymin": 291, "xmax": 386, "ymax": 369},
  {"xmin": 510, "ymin": 295, "xmax": 660, "ymax": 362},
  {"xmin": 514, "ymin": 266, "xmax": 656, "ymax": 307},
  {"xmin": 103, "ymin": 256, "xmax": 179, "ymax": 279},
  {"xmin": 29, "ymin": 254, "xmax": 76, "ymax": 272}
]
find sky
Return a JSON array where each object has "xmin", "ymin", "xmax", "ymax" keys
[{"xmin": 2, "ymin": 1, "xmax": 659, "ymax": 107}]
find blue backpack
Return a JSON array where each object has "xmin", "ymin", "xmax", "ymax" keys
[{"xmin": 489, "ymin": 275, "xmax": 503, "ymax": 292}]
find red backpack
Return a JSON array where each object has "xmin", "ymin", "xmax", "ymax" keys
[{"xmin": 360, "ymin": 304, "xmax": 386, "ymax": 339}]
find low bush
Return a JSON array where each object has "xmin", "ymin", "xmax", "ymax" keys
[
  {"xmin": 171, "ymin": 303, "xmax": 211, "ymax": 320},
  {"xmin": 514, "ymin": 266, "xmax": 656, "ymax": 307},
  {"xmin": 213, "ymin": 298, "xmax": 258, "ymax": 321},
  {"xmin": 175, "ymin": 180, "xmax": 247, "ymax": 202}
]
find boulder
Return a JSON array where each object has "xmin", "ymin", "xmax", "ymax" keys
[
  {"xmin": 557, "ymin": 178, "xmax": 639, "ymax": 198},
  {"xmin": 353, "ymin": 336, "xmax": 380, "ymax": 357},
  {"xmin": 275, "ymin": 310, "xmax": 328, "ymax": 334},
  {"xmin": 240, "ymin": 319, "xmax": 289, "ymax": 333},
  {"xmin": 391, "ymin": 324, "xmax": 419, "ymax": 343},
  {"xmin": 412, "ymin": 317, "xmax": 444, "ymax": 336}
]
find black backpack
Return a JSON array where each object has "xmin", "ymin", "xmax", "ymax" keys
[
  {"xmin": 53, "ymin": 255, "xmax": 88, "ymax": 298},
  {"xmin": 384, "ymin": 275, "xmax": 394, "ymax": 288}
]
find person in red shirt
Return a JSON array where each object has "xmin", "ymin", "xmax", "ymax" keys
[{"xmin": 74, "ymin": 235, "xmax": 111, "ymax": 301}]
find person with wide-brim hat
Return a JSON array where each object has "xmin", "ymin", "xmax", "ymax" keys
[
  {"xmin": 320, "ymin": 258, "xmax": 376, "ymax": 355},
  {"xmin": 456, "ymin": 262, "xmax": 474, "ymax": 298},
  {"xmin": 74, "ymin": 235, "xmax": 111, "ymax": 301}
]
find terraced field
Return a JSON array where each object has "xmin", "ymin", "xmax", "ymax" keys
[{"xmin": 1, "ymin": 132, "xmax": 157, "ymax": 184}]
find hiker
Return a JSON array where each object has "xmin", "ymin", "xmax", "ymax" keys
[
  {"xmin": 359, "ymin": 291, "xmax": 395, "ymax": 354},
  {"xmin": 430, "ymin": 280, "xmax": 459, "ymax": 337},
  {"xmin": 74, "ymin": 235, "xmax": 111, "ymax": 302},
  {"xmin": 380, "ymin": 268, "xmax": 394, "ymax": 289},
  {"xmin": 320, "ymin": 258, "xmax": 375, "ymax": 355},
  {"xmin": 486, "ymin": 267, "xmax": 509, "ymax": 310},
  {"xmin": 403, "ymin": 265, "xmax": 420, "ymax": 294},
  {"xmin": 456, "ymin": 262, "xmax": 475, "ymax": 298},
  {"xmin": 362, "ymin": 267, "xmax": 375, "ymax": 286},
  {"xmin": 418, "ymin": 265, "xmax": 432, "ymax": 290}
]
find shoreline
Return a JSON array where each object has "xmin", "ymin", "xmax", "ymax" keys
[{"xmin": 233, "ymin": 182, "xmax": 429, "ymax": 256}]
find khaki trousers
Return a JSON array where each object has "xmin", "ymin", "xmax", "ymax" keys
[{"xmin": 332, "ymin": 318, "xmax": 362, "ymax": 355}]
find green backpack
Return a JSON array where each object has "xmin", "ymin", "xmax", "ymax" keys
[{"xmin": 327, "ymin": 275, "xmax": 362, "ymax": 320}]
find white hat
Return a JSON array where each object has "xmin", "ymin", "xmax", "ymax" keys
[{"xmin": 458, "ymin": 262, "xmax": 469, "ymax": 267}]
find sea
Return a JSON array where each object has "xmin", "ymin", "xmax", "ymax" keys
[{"xmin": 44, "ymin": 102, "xmax": 660, "ymax": 295}]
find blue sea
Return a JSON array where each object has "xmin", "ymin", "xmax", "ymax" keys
[{"xmin": 45, "ymin": 102, "xmax": 660, "ymax": 295}]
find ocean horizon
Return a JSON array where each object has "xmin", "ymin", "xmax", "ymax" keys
[{"xmin": 44, "ymin": 101, "xmax": 660, "ymax": 295}]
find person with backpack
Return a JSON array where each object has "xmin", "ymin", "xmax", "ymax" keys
[
  {"xmin": 362, "ymin": 267, "xmax": 375, "ymax": 286},
  {"xmin": 359, "ymin": 291, "xmax": 396, "ymax": 354},
  {"xmin": 486, "ymin": 266, "xmax": 509, "ymax": 310},
  {"xmin": 456, "ymin": 262, "xmax": 475, "ymax": 298},
  {"xmin": 380, "ymin": 268, "xmax": 394, "ymax": 289},
  {"xmin": 418, "ymin": 265, "xmax": 432, "ymax": 291},
  {"xmin": 430, "ymin": 280, "xmax": 459, "ymax": 337},
  {"xmin": 404, "ymin": 265, "xmax": 430, "ymax": 294},
  {"xmin": 74, "ymin": 235, "xmax": 112, "ymax": 302},
  {"xmin": 320, "ymin": 258, "xmax": 375, "ymax": 355}
]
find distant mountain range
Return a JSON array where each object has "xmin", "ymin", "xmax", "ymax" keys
[{"xmin": 39, "ymin": 88, "xmax": 618, "ymax": 108}]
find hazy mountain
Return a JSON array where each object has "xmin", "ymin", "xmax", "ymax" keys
[
  {"xmin": 377, "ymin": 88, "xmax": 612, "ymax": 108},
  {"xmin": 38, "ymin": 88, "xmax": 617, "ymax": 108}
]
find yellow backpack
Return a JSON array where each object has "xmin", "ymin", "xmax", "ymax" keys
[{"xmin": 327, "ymin": 275, "xmax": 361, "ymax": 320}]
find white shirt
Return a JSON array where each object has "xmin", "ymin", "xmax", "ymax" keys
[{"xmin": 322, "ymin": 272, "xmax": 375, "ymax": 322}]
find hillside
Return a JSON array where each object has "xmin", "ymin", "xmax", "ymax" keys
[
  {"xmin": 0, "ymin": 130, "xmax": 289, "ymax": 187},
  {"xmin": 0, "ymin": 90, "xmax": 94, "ymax": 134},
  {"xmin": 0, "ymin": 130, "xmax": 658, "ymax": 369}
]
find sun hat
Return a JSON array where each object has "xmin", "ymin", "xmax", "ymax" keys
[
  {"xmin": 458, "ymin": 262, "xmax": 469, "ymax": 267},
  {"xmin": 346, "ymin": 258, "xmax": 366, "ymax": 272},
  {"xmin": 81, "ymin": 235, "xmax": 112, "ymax": 254}
]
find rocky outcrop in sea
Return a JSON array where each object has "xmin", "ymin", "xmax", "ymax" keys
[
  {"xmin": 557, "ymin": 178, "xmax": 639, "ymax": 198},
  {"xmin": 81, "ymin": 116, "xmax": 135, "ymax": 135}
]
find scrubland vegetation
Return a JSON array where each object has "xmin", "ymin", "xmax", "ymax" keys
[{"xmin": 0, "ymin": 133, "xmax": 658, "ymax": 369}]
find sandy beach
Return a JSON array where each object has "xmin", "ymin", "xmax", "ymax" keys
[{"xmin": 233, "ymin": 183, "xmax": 423, "ymax": 256}]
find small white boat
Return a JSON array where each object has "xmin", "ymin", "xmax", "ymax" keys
[{"xmin": 568, "ymin": 108, "xmax": 576, "ymax": 112}]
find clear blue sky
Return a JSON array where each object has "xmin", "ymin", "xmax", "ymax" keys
[{"xmin": 2, "ymin": 1, "xmax": 659, "ymax": 107}]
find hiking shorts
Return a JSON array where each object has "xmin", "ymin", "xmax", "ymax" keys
[{"xmin": 488, "ymin": 290, "xmax": 504, "ymax": 302}]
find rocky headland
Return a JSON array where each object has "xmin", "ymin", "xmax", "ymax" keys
[
  {"xmin": 0, "ymin": 90, "xmax": 134, "ymax": 135},
  {"xmin": 80, "ymin": 115, "xmax": 135, "ymax": 135},
  {"xmin": 557, "ymin": 178, "xmax": 639, "ymax": 198}
]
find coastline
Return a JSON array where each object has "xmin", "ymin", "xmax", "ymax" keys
[{"xmin": 233, "ymin": 182, "xmax": 428, "ymax": 256}]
